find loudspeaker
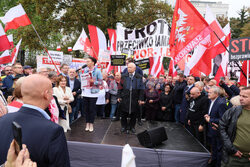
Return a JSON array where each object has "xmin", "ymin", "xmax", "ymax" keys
[{"xmin": 137, "ymin": 126, "xmax": 168, "ymax": 148}]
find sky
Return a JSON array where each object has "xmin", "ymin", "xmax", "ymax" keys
[{"xmin": 219, "ymin": 0, "xmax": 250, "ymax": 18}]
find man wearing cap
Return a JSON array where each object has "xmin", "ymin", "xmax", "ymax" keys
[{"xmin": 23, "ymin": 65, "xmax": 32, "ymax": 76}]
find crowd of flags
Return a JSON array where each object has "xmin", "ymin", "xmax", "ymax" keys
[{"xmin": 0, "ymin": 1, "xmax": 248, "ymax": 85}]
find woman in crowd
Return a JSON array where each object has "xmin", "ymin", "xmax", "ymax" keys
[
  {"xmin": 159, "ymin": 84, "xmax": 174, "ymax": 121},
  {"xmin": 96, "ymin": 76, "xmax": 109, "ymax": 118},
  {"xmin": 53, "ymin": 75, "xmax": 74, "ymax": 132},
  {"xmin": 81, "ymin": 57, "xmax": 102, "ymax": 132},
  {"xmin": 108, "ymin": 76, "xmax": 118, "ymax": 119},
  {"xmin": 143, "ymin": 81, "xmax": 160, "ymax": 122},
  {"xmin": 7, "ymin": 77, "xmax": 25, "ymax": 113}
]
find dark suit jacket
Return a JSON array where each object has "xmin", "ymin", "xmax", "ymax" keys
[
  {"xmin": 67, "ymin": 78, "xmax": 81, "ymax": 107},
  {"xmin": 207, "ymin": 96, "xmax": 228, "ymax": 137},
  {"xmin": 0, "ymin": 106, "xmax": 70, "ymax": 167},
  {"xmin": 2, "ymin": 75, "xmax": 14, "ymax": 89}
]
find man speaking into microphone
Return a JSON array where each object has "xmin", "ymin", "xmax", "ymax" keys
[{"xmin": 118, "ymin": 63, "xmax": 144, "ymax": 134}]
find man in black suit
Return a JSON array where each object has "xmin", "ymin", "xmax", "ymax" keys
[
  {"xmin": 205, "ymin": 86, "xmax": 228, "ymax": 167},
  {"xmin": 118, "ymin": 63, "xmax": 144, "ymax": 133},
  {"xmin": 0, "ymin": 74, "xmax": 70, "ymax": 167},
  {"xmin": 67, "ymin": 68, "xmax": 81, "ymax": 123}
]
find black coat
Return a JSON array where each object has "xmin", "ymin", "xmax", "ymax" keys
[
  {"xmin": 172, "ymin": 80, "xmax": 187, "ymax": 104},
  {"xmin": 118, "ymin": 72, "xmax": 144, "ymax": 113},
  {"xmin": 0, "ymin": 106, "xmax": 70, "ymax": 166}
]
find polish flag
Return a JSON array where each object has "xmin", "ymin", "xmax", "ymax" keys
[
  {"xmin": 7, "ymin": 34, "xmax": 14, "ymax": 48},
  {"xmin": 0, "ymin": 50, "xmax": 12, "ymax": 64},
  {"xmin": 168, "ymin": 57, "xmax": 177, "ymax": 77},
  {"xmin": 149, "ymin": 55, "xmax": 165, "ymax": 78},
  {"xmin": 56, "ymin": 46, "xmax": 61, "ymax": 51},
  {"xmin": 1, "ymin": 4, "xmax": 31, "ymax": 32},
  {"xmin": 0, "ymin": 24, "xmax": 11, "ymax": 52},
  {"xmin": 73, "ymin": 28, "xmax": 94, "ymax": 57},
  {"xmin": 169, "ymin": 0, "xmax": 211, "ymax": 65},
  {"xmin": 184, "ymin": 6, "xmax": 225, "ymax": 76},
  {"xmin": 88, "ymin": 25, "xmax": 107, "ymax": 60},
  {"xmin": 68, "ymin": 47, "xmax": 72, "ymax": 52},
  {"xmin": 10, "ymin": 39, "xmax": 22, "ymax": 65},
  {"xmin": 214, "ymin": 23, "xmax": 231, "ymax": 84}
]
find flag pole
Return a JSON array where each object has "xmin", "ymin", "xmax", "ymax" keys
[
  {"xmin": 31, "ymin": 24, "xmax": 60, "ymax": 74},
  {"xmin": 212, "ymin": 30, "xmax": 247, "ymax": 79},
  {"xmin": 247, "ymin": 60, "xmax": 249, "ymax": 86}
]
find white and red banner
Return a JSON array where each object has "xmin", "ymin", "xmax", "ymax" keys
[
  {"xmin": 7, "ymin": 34, "xmax": 14, "ymax": 48},
  {"xmin": 168, "ymin": 57, "xmax": 177, "ymax": 77},
  {"xmin": 0, "ymin": 4, "xmax": 31, "ymax": 32},
  {"xmin": 48, "ymin": 50, "xmax": 63, "ymax": 62},
  {"xmin": 116, "ymin": 19, "xmax": 169, "ymax": 76},
  {"xmin": 0, "ymin": 24, "xmax": 11, "ymax": 51},
  {"xmin": 10, "ymin": 39, "xmax": 22, "ymax": 65},
  {"xmin": 169, "ymin": 0, "xmax": 211, "ymax": 65},
  {"xmin": 88, "ymin": 25, "xmax": 107, "ymax": 60},
  {"xmin": 0, "ymin": 50, "xmax": 11, "ymax": 64},
  {"xmin": 73, "ymin": 28, "xmax": 94, "ymax": 57}
]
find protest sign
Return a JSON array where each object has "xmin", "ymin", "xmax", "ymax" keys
[
  {"xmin": 111, "ymin": 55, "xmax": 126, "ymax": 66},
  {"xmin": 229, "ymin": 37, "xmax": 250, "ymax": 61},
  {"xmin": 48, "ymin": 50, "xmax": 63, "ymax": 62}
]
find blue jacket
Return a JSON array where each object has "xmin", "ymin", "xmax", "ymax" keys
[
  {"xmin": 207, "ymin": 97, "xmax": 228, "ymax": 137},
  {"xmin": 122, "ymin": 66, "xmax": 143, "ymax": 76},
  {"xmin": 2, "ymin": 75, "xmax": 14, "ymax": 89},
  {"xmin": 0, "ymin": 106, "xmax": 70, "ymax": 167},
  {"xmin": 83, "ymin": 66, "xmax": 103, "ymax": 94}
]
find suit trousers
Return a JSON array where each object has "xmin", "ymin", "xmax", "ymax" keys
[
  {"xmin": 190, "ymin": 122, "xmax": 204, "ymax": 145},
  {"xmin": 121, "ymin": 111, "xmax": 137, "ymax": 129},
  {"xmin": 83, "ymin": 97, "xmax": 97, "ymax": 123}
]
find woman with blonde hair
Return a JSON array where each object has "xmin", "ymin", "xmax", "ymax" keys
[{"xmin": 53, "ymin": 75, "xmax": 74, "ymax": 132}]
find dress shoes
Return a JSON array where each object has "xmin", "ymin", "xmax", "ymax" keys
[
  {"xmin": 130, "ymin": 128, "xmax": 136, "ymax": 134},
  {"xmin": 137, "ymin": 121, "xmax": 143, "ymax": 126}
]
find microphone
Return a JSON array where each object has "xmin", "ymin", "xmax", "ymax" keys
[{"xmin": 76, "ymin": 64, "xmax": 87, "ymax": 72}]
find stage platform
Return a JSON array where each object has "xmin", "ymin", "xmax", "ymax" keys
[
  {"xmin": 66, "ymin": 117, "xmax": 210, "ymax": 167},
  {"xmin": 66, "ymin": 117, "xmax": 207, "ymax": 153}
]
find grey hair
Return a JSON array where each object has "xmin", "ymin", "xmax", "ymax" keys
[
  {"xmin": 195, "ymin": 81, "xmax": 204, "ymax": 88},
  {"xmin": 210, "ymin": 86, "xmax": 220, "ymax": 95},
  {"xmin": 48, "ymin": 71, "xmax": 58, "ymax": 79}
]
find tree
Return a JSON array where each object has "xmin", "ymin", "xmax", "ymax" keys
[{"xmin": 217, "ymin": 16, "xmax": 228, "ymax": 28}]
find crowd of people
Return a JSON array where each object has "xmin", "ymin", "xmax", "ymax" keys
[{"xmin": 0, "ymin": 56, "xmax": 249, "ymax": 167}]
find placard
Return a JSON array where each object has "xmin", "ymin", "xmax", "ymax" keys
[
  {"xmin": 111, "ymin": 55, "xmax": 126, "ymax": 66},
  {"xmin": 229, "ymin": 37, "xmax": 250, "ymax": 61},
  {"xmin": 48, "ymin": 50, "xmax": 63, "ymax": 62},
  {"xmin": 135, "ymin": 58, "xmax": 150, "ymax": 70},
  {"xmin": 80, "ymin": 73, "xmax": 90, "ymax": 89}
]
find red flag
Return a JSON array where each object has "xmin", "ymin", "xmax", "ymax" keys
[
  {"xmin": 1, "ymin": 4, "xmax": 31, "ymax": 32},
  {"xmin": 239, "ymin": 61, "xmax": 249, "ymax": 86},
  {"xmin": 0, "ymin": 24, "xmax": 11, "ymax": 51},
  {"xmin": 169, "ymin": 0, "xmax": 211, "ymax": 65}
]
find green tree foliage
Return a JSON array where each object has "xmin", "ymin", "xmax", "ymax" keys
[
  {"xmin": 230, "ymin": 6, "xmax": 249, "ymax": 38},
  {"xmin": 217, "ymin": 16, "xmax": 229, "ymax": 28}
]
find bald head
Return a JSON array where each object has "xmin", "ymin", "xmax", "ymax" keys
[
  {"xmin": 190, "ymin": 87, "xmax": 201, "ymax": 99},
  {"xmin": 127, "ymin": 63, "xmax": 136, "ymax": 73},
  {"xmin": 21, "ymin": 74, "xmax": 53, "ymax": 109}
]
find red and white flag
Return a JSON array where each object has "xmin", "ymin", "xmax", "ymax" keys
[
  {"xmin": 88, "ymin": 25, "xmax": 107, "ymax": 60},
  {"xmin": 7, "ymin": 34, "xmax": 14, "ymax": 48},
  {"xmin": 7, "ymin": 100, "xmax": 23, "ymax": 113},
  {"xmin": 149, "ymin": 55, "xmax": 165, "ymax": 77},
  {"xmin": 56, "ymin": 46, "xmax": 61, "ymax": 51},
  {"xmin": 1, "ymin": 4, "xmax": 31, "ymax": 32},
  {"xmin": 68, "ymin": 47, "xmax": 72, "ymax": 52},
  {"xmin": 0, "ymin": 24, "xmax": 11, "ymax": 52},
  {"xmin": 169, "ymin": 0, "xmax": 211, "ymax": 65},
  {"xmin": 0, "ymin": 50, "xmax": 11, "ymax": 64},
  {"xmin": 168, "ymin": 57, "xmax": 177, "ymax": 77},
  {"xmin": 106, "ymin": 34, "xmax": 115, "ymax": 73},
  {"xmin": 73, "ymin": 28, "xmax": 94, "ymax": 57},
  {"xmin": 214, "ymin": 23, "xmax": 231, "ymax": 83},
  {"xmin": 10, "ymin": 39, "xmax": 22, "ymax": 65},
  {"xmin": 184, "ymin": 6, "xmax": 226, "ymax": 76}
]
